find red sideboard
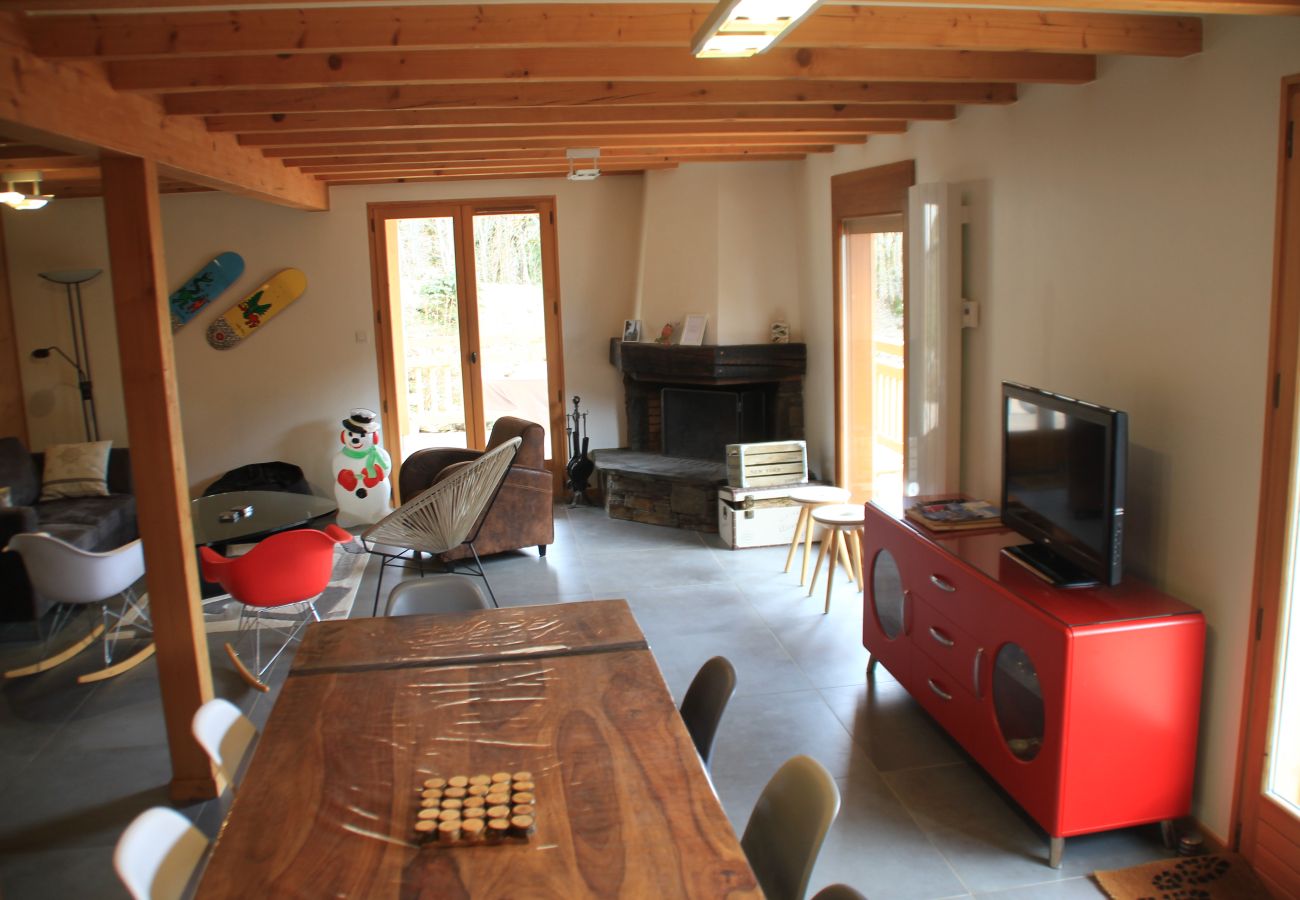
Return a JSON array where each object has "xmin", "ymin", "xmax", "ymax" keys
[{"xmin": 861, "ymin": 499, "xmax": 1206, "ymax": 867}]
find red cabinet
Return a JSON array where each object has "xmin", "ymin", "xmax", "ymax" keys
[{"xmin": 862, "ymin": 500, "xmax": 1206, "ymax": 867}]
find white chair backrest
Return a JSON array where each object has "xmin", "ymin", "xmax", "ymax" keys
[
  {"xmin": 386, "ymin": 575, "xmax": 491, "ymax": 617},
  {"xmin": 114, "ymin": 807, "xmax": 209, "ymax": 900},
  {"xmin": 4, "ymin": 533, "xmax": 145, "ymax": 605},
  {"xmin": 363, "ymin": 437, "xmax": 521, "ymax": 553},
  {"xmin": 191, "ymin": 698, "xmax": 257, "ymax": 791}
]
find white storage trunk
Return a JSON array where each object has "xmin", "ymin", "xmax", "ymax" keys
[{"xmin": 717, "ymin": 483, "xmax": 825, "ymax": 549}]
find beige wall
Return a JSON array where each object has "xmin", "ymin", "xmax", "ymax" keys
[
  {"xmin": 637, "ymin": 161, "xmax": 804, "ymax": 346},
  {"xmin": 3, "ymin": 175, "xmax": 644, "ymax": 493},
  {"xmin": 798, "ymin": 16, "xmax": 1300, "ymax": 839}
]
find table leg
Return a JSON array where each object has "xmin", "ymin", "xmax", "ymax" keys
[
  {"xmin": 850, "ymin": 528, "xmax": 865, "ymax": 591},
  {"xmin": 824, "ymin": 529, "xmax": 840, "ymax": 614},
  {"xmin": 808, "ymin": 529, "xmax": 831, "ymax": 598},
  {"xmin": 800, "ymin": 508, "xmax": 816, "ymax": 586},
  {"xmin": 784, "ymin": 506, "xmax": 809, "ymax": 574}
]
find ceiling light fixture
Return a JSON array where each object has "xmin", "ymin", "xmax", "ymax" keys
[
  {"xmin": 566, "ymin": 148, "xmax": 601, "ymax": 181},
  {"xmin": 2, "ymin": 170, "xmax": 54, "ymax": 210},
  {"xmin": 691, "ymin": 0, "xmax": 821, "ymax": 58}
]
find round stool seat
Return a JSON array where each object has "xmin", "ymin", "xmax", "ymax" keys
[
  {"xmin": 790, "ymin": 485, "xmax": 851, "ymax": 506},
  {"xmin": 811, "ymin": 503, "xmax": 865, "ymax": 527}
]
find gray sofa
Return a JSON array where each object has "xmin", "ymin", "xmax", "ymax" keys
[{"xmin": 0, "ymin": 436, "xmax": 137, "ymax": 621}]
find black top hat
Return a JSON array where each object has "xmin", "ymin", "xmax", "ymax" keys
[{"xmin": 342, "ymin": 408, "xmax": 380, "ymax": 435}]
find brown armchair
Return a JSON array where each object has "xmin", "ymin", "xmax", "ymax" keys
[{"xmin": 397, "ymin": 417, "xmax": 554, "ymax": 560}]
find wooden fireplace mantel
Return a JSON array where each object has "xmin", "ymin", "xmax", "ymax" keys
[{"xmin": 609, "ymin": 339, "xmax": 806, "ymax": 385}]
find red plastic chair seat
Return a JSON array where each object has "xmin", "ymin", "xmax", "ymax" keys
[{"xmin": 200, "ymin": 525, "xmax": 350, "ymax": 608}]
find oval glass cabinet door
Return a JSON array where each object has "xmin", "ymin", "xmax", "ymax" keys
[
  {"xmin": 871, "ymin": 549, "xmax": 906, "ymax": 639},
  {"xmin": 992, "ymin": 643, "xmax": 1045, "ymax": 761}
]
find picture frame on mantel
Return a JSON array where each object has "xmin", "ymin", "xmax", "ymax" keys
[
  {"xmin": 622, "ymin": 319, "xmax": 642, "ymax": 342},
  {"xmin": 680, "ymin": 314, "xmax": 708, "ymax": 346}
]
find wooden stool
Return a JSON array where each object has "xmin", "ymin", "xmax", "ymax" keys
[
  {"xmin": 807, "ymin": 503, "xmax": 866, "ymax": 614},
  {"xmin": 784, "ymin": 486, "xmax": 851, "ymax": 586}
]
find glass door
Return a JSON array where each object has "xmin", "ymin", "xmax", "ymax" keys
[
  {"xmin": 841, "ymin": 215, "xmax": 905, "ymax": 502},
  {"xmin": 368, "ymin": 198, "xmax": 566, "ymax": 497}
]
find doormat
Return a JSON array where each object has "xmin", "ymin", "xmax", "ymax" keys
[{"xmin": 1094, "ymin": 852, "xmax": 1273, "ymax": 900}]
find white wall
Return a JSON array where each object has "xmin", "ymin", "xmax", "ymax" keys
[
  {"xmin": 637, "ymin": 161, "xmax": 804, "ymax": 345},
  {"xmin": 798, "ymin": 17, "xmax": 1300, "ymax": 839},
  {"xmin": 3, "ymin": 174, "xmax": 644, "ymax": 494}
]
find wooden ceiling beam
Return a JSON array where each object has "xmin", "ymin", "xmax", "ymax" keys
[
  {"xmin": 0, "ymin": 153, "xmax": 97, "ymax": 170},
  {"xmin": 6, "ymin": 0, "xmax": 1292, "ymax": 10},
  {"xmin": 108, "ymin": 47, "xmax": 1095, "ymax": 92},
  {"xmin": 281, "ymin": 146, "xmax": 836, "ymax": 167},
  {"xmin": 318, "ymin": 160, "xmax": 681, "ymax": 177},
  {"xmin": 262, "ymin": 135, "xmax": 866, "ymax": 157},
  {"xmin": 0, "ymin": 14, "xmax": 326, "ymax": 209},
  {"xmin": 298, "ymin": 150, "xmax": 815, "ymax": 174},
  {"xmin": 24, "ymin": 3, "xmax": 1201, "ymax": 59},
  {"xmin": 239, "ymin": 120, "xmax": 906, "ymax": 148},
  {"xmin": 325, "ymin": 169, "xmax": 646, "ymax": 185},
  {"xmin": 165, "ymin": 80, "xmax": 1016, "ymax": 115},
  {"xmin": 206, "ymin": 103, "xmax": 956, "ymax": 133}
]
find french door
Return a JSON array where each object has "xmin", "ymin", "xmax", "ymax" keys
[
  {"xmin": 367, "ymin": 198, "xmax": 566, "ymax": 497},
  {"xmin": 1240, "ymin": 75, "xmax": 1300, "ymax": 897},
  {"xmin": 832, "ymin": 161, "xmax": 915, "ymax": 500}
]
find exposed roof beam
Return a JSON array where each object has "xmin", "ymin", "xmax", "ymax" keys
[
  {"xmin": 205, "ymin": 103, "xmax": 957, "ymax": 133},
  {"xmin": 0, "ymin": 13, "xmax": 326, "ymax": 210},
  {"xmin": 108, "ymin": 47, "xmax": 1096, "ymax": 93},
  {"xmin": 24, "ymin": 3, "xmax": 1201, "ymax": 59},
  {"xmin": 262, "ymin": 135, "xmax": 868, "ymax": 158},
  {"xmin": 298, "ymin": 151, "xmax": 811, "ymax": 174},
  {"xmin": 279, "ymin": 146, "xmax": 837, "ymax": 167},
  {"xmin": 239, "ymin": 120, "xmax": 908, "ymax": 148},
  {"xmin": 5, "ymin": 0, "xmax": 1296, "ymax": 15},
  {"xmin": 165, "ymin": 81, "xmax": 1016, "ymax": 115},
  {"xmin": 326, "ymin": 170, "xmax": 647, "ymax": 185}
]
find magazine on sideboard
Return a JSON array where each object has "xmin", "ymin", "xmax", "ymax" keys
[{"xmin": 904, "ymin": 498, "xmax": 1002, "ymax": 533}]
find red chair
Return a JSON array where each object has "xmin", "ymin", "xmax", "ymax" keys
[{"xmin": 200, "ymin": 524, "xmax": 350, "ymax": 692}]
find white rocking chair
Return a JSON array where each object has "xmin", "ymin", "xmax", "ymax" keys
[
  {"xmin": 3, "ymin": 532, "xmax": 154, "ymax": 683},
  {"xmin": 362, "ymin": 436, "xmax": 521, "ymax": 613}
]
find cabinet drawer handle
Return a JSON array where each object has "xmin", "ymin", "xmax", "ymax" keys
[
  {"xmin": 902, "ymin": 590, "xmax": 912, "ymax": 636},
  {"xmin": 928, "ymin": 626, "xmax": 954, "ymax": 647},
  {"xmin": 927, "ymin": 679, "xmax": 953, "ymax": 701},
  {"xmin": 973, "ymin": 647, "xmax": 984, "ymax": 698},
  {"xmin": 930, "ymin": 575, "xmax": 956, "ymax": 593}
]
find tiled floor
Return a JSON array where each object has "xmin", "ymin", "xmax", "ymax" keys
[{"xmin": 0, "ymin": 504, "xmax": 1175, "ymax": 898}]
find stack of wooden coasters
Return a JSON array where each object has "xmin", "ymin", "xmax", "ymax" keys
[{"xmin": 415, "ymin": 771, "xmax": 537, "ymax": 845}]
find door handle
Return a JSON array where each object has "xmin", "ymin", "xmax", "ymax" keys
[{"xmin": 469, "ymin": 351, "xmax": 478, "ymax": 364}]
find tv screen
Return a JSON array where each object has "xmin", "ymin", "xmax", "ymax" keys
[{"xmin": 1001, "ymin": 382, "xmax": 1127, "ymax": 587}]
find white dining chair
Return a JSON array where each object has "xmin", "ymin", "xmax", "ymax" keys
[
  {"xmin": 114, "ymin": 806, "xmax": 209, "ymax": 900},
  {"xmin": 192, "ymin": 698, "xmax": 257, "ymax": 792},
  {"xmin": 385, "ymin": 574, "xmax": 491, "ymax": 617}
]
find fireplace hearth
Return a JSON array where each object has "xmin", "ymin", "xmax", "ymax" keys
[{"xmin": 593, "ymin": 342, "xmax": 806, "ymax": 531}]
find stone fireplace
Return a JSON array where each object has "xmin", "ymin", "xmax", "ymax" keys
[{"xmin": 593, "ymin": 342, "xmax": 806, "ymax": 531}]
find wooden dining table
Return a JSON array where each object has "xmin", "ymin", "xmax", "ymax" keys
[{"xmin": 195, "ymin": 599, "xmax": 761, "ymax": 898}]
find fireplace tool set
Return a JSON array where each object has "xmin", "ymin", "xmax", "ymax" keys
[{"xmin": 565, "ymin": 396, "xmax": 595, "ymax": 507}]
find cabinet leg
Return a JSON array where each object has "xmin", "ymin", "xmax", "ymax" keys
[
  {"xmin": 1160, "ymin": 819, "xmax": 1177, "ymax": 850},
  {"xmin": 1048, "ymin": 836, "xmax": 1064, "ymax": 869},
  {"xmin": 867, "ymin": 657, "xmax": 878, "ymax": 679}
]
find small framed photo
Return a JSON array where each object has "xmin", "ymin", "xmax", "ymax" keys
[
  {"xmin": 680, "ymin": 314, "xmax": 708, "ymax": 346},
  {"xmin": 622, "ymin": 319, "xmax": 642, "ymax": 342}
]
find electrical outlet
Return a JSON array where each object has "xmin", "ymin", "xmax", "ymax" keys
[{"xmin": 962, "ymin": 300, "xmax": 980, "ymax": 328}]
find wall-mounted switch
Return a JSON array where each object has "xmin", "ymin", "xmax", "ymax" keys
[{"xmin": 355, "ymin": 330, "xmax": 368, "ymax": 343}]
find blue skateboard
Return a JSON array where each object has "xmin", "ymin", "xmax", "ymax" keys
[{"xmin": 170, "ymin": 251, "xmax": 244, "ymax": 332}]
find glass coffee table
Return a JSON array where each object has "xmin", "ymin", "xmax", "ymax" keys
[{"xmin": 192, "ymin": 490, "xmax": 338, "ymax": 548}]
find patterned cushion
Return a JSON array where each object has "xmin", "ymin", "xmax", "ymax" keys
[{"xmin": 39, "ymin": 441, "xmax": 113, "ymax": 500}]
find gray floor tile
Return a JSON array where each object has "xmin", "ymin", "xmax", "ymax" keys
[
  {"xmin": 649, "ymin": 623, "xmax": 815, "ymax": 700},
  {"xmin": 581, "ymin": 546, "xmax": 731, "ymax": 595},
  {"xmin": 0, "ymin": 845, "xmax": 130, "ymax": 900},
  {"xmin": 819, "ymin": 681, "xmax": 966, "ymax": 773},
  {"xmin": 710, "ymin": 690, "xmax": 868, "ymax": 787},
  {"xmin": 808, "ymin": 771, "xmax": 971, "ymax": 900},
  {"xmin": 776, "ymin": 610, "xmax": 872, "ymax": 689},
  {"xmin": 975, "ymin": 876, "xmax": 1107, "ymax": 898},
  {"xmin": 623, "ymin": 581, "xmax": 769, "ymax": 638}
]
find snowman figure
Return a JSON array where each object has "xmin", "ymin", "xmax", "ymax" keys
[{"xmin": 333, "ymin": 408, "xmax": 392, "ymax": 527}]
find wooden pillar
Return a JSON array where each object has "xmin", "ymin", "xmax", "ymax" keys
[
  {"xmin": 100, "ymin": 155, "xmax": 218, "ymax": 803},
  {"xmin": 0, "ymin": 214, "xmax": 29, "ymax": 446}
]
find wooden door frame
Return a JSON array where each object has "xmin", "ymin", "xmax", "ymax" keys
[
  {"xmin": 366, "ymin": 196, "xmax": 567, "ymax": 498},
  {"xmin": 1236, "ymin": 73, "xmax": 1300, "ymax": 895},
  {"xmin": 830, "ymin": 160, "xmax": 915, "ymax": 489}
]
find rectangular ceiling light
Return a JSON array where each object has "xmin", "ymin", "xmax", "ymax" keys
[{"xmin": 691, "ymin": 0, "xmax": 822, "ymax": 59}]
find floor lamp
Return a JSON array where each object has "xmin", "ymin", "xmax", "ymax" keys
[{"xmin": 35, "ymin": 268, "xmax": 102, "ymax": 443}]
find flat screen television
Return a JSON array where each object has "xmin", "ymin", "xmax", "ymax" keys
[{"xmin": 1000, "ymin": 382, "xmax": 1128, "ymax": 588}]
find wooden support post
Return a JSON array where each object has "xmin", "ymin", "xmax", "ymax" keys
[
  {"xmin": 100, "ymin": 155, "xmax": 218, "ymax": 803},
  {"xmin": 0, "ymin": 215, "xmax": 28, "ymax": 446}
]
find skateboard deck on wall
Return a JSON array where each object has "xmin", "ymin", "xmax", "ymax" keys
[
  {"xmin": 170, "ymin": 251, "xmax": 244, "ymax": 332},
  {"xmin": 206, "ymin": 268, "xmax": 308, "ymax": 350}
]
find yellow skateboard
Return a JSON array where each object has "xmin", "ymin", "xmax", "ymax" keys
[{"xmin": 205, "ymin": 268, "xmax": 307, "ymax": 350}]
